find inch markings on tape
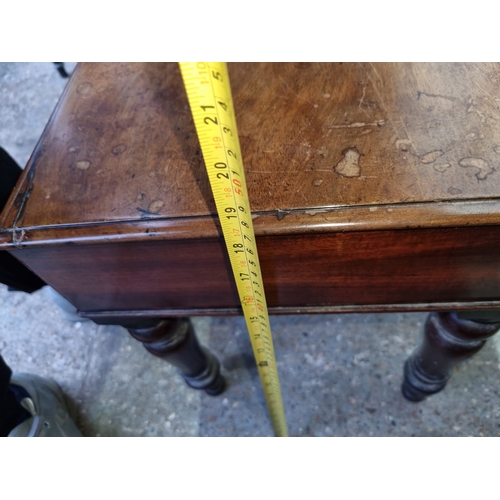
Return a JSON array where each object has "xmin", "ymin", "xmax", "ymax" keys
[{"xmin": 179, "ymin": 62, "xmax": 287, "ymax": 437}]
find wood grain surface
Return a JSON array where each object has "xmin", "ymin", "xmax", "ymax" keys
[
  {"xmin": 10, "ymin": 225, "xmax": 500, "ymax": 315},
  {"xmin": 2, "ymin": 63, "xmax": 500, "ymax": 315},
  {"xmin": 2, "ymin": 63, "xmax": 500, "ymax": 242}
]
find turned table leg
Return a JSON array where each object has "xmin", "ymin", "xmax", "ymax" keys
[
  {"xmin": 402, "ymin": 311, "xmax": 500, "ymax": 402},
  {"xmin": 123, "ymin": 317, "xmax": 225, "ymax": 396}
]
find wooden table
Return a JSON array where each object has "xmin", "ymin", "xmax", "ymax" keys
[{"xmin": 2, "ymin": 63, "xmax": 500, "ymax": 401}]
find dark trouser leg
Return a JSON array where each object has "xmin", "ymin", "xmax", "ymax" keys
[
  {"xmin": 122, "ymin": 317, "xmax": 225, "ymax": 396},
  {"xmin": 0, "ymin": 148, "xmax": 49, "ymax": 435},
  {"xmin": 0, "ymin": 355, "xmax": 28, "ymax": 436},
  {"xmin": 0, "ymin": 147, "xmax": 46, "ymax": 293},
  {"xmin": 402, "ymin": 311, "xmax": 500, "ymax": 402}
]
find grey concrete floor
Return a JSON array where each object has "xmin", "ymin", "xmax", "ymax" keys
[{"xmin": 2, "ymin": 62, "xmax": 500, "ymax": 437}]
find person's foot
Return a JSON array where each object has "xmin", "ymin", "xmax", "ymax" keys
[{"xmin": 8, "ymin": 373, "xmax": 82, "ymax": 437}]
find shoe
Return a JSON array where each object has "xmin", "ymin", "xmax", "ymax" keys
[{"xmin": 8, "ymin": 374, "xmax": 82, "ymax": 437}]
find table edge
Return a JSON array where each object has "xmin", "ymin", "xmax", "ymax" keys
[{"xmin": 1, "ymin": 198, "xmax": 500, "ymax": 249}]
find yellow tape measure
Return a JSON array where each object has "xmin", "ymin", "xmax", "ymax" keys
[{"xmin": 179, "ymin": 62, "xmax": 287, "ymax": 437}]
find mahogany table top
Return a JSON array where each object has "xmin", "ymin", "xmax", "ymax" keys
[
  {"xmin": 2, "ymin": 63, "xmax": 500, "ymax": 317},
  {"xmin": 2, "ymin": 62, "xmax": 500, "ymax": 248}
]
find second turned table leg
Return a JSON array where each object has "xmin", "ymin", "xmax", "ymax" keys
[{"xmin": 402, "ymin": 311, "xmax": 500, "ymax": 402}]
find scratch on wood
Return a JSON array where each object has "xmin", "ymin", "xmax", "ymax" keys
[
  {"xmin": 12, "ymin": 164, "xmax": 36, "ymax": 230},
  {"xmin": 136, "ymin": 207, "xmax": 159, "ymax": 217},
  {"xmin": 467, "ymin": 98, "xmax": 487, "ymax": 123},
  {"xmin": 329, "ymin": 120, "xmax": 385, "ymax": 129},
  {"xmin": 397, "ymin": 118, "xmax": 415, "ymax": 149},
  {"xmin": 361, "ymin": 63, "xmax": 417, "ymax": 150},
  {"xmin": 417, "ymin": 91, "xmax": 458, "ymax": 102},
  {"xmin": 358, "ymin": 87, "xmax": 368, "ymax": 114},
  {"xmin": 367, "ymin": 63, "xmax": 382, "ymax": 83},
  {"xmin": 12, "ymin": 229, "xmax": 26, "ymax": 248},
  {"xmin": 278, "ymin": 76, "xmax": 314, "ymax": 106}
]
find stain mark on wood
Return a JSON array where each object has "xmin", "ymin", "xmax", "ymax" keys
[
  {"xmin": 420, "ymin": 150, "xmax": 444, "ymax": 164},
  {"xmin": 334, "ymin": 148, "xmax": 361, "ymax": 178},
  {"xmin": 459, "ymin": 157, "xmax": 494, "ymax": 180},
  {"xmin": 466, "ymin": 132, "xmax": 485, "ymax": 140},
  {"xmin": 304, "ymin": 209, "xmax": 329, "ymax": 216},
  {"xmin": 148, "ymin": 200, "xmax": 165, "ymax": 213},
  {"xmin": 77, "ymin": 82, "xmax": 93, "ymax": 96},
  {"xmin": 136, "ymin": 207, "xmax": 158, "ymax": 217},
  {"xmin": 434, "ymin": 163, "xmax": 451, "ymax": 173},
  {"xmin": 112, "ymin": 144, "xmax": 127, "ymax": 155},
  {"xmin": 277, "ymin": 209, "xmax": 291, "ymax": 221},
  {"xmin": 396, "ymin": 139, "xmax": 413, "ymax": 152},
  {"xmin": 75, "ymin": 161, "xmax": 90, "ymax": 170}
]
